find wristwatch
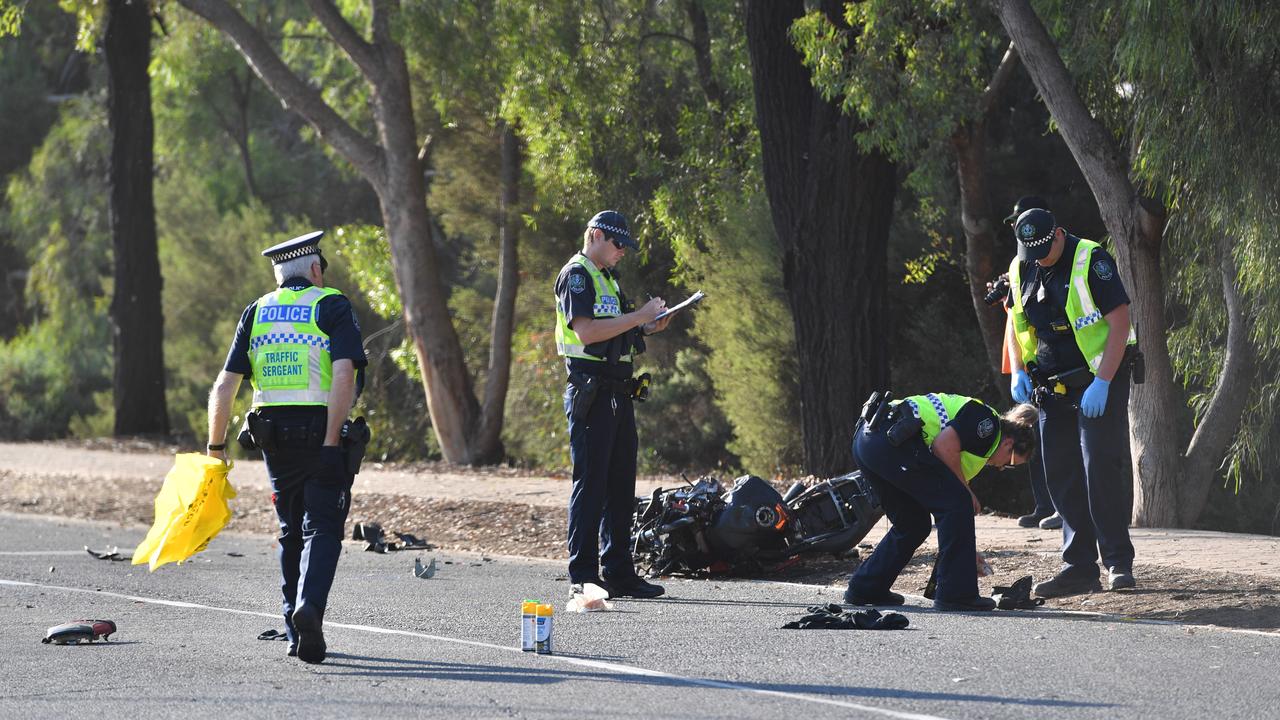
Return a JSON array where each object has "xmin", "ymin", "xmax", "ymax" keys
[{"xmin": 207, "ymin": 443, "xmax": 226, "ymax": 452}]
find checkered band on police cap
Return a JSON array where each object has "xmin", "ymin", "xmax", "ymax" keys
[
  {"xmin": 587, "ymin": 210, "xmax": 638, "ymax": 249},
  {"xmin": 1015, "ymin": 208, "xmax": 1056, "ymax": 249},
  {"xmin": 262, "ymin": 230, "xmax": 324, "ymax": 264}
]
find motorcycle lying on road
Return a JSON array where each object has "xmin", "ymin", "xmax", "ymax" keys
[{"xmin": 630, "ymin": 472, "xmax": 884, "ymax": 577}]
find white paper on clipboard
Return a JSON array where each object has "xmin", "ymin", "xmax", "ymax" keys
[{"xmin": 653, "ymin": 290, "xmax": 706, "ymax": 321}]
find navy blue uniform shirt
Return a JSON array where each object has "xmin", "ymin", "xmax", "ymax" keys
[
  {"xmin": 224, "ymin": 277, "xmax": 368, "ymax": 401},
  {"xmin": 555, "ymin": 260, "xmax": 634, "ymax": 380},
  {"xmin": 948, "ymin": 401, "xmax": 1001, "ymax": 457},
  {"xmin": 1008, "ymin": 235, "xmax": 1129, "ymax": 376}
]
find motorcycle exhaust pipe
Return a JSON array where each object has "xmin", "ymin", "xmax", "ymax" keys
[{"xmin": 639, "ymin": 516, "xmax": 698, "ymax": 544}]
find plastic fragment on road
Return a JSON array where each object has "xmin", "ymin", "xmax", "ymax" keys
[
  {"xmin": 131, "ymin": 453, "xmax": 237, "ymax": 571},
  {"xmin": 565, "ymin": 582, "xmax": 612, "ymax": 613},
  {"xmin": 413, "ymin": 556, "xmax": 437, "ymax": 579},
  {"xmin": 85, "ymin": 546, "xmax": 129, "ymax": 561}
]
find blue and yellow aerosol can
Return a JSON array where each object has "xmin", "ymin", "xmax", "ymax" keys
[
  {"xmin": 521, "ymin": 600, "xmax": 537, "ymax": 652},
  {"xmin": 535, "ymin": 603, "xmax": 554, "ymax": 654}
]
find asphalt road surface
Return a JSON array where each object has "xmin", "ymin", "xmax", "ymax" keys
[{"xmin": 1, "ymin": 513, "xmax": 1275, "ymax": 719}]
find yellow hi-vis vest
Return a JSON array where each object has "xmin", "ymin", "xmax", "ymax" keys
[
  {"xmin": 1008, "ymin": 238, "xmax": 1137, "ymax": 373},
  {"xmin": 554, "ymin": 253, "xmax": 632, "ymax": 363},
  {"xmin": 897, "ymin": 393, "xmax": 999, "ymax": 483},
  {"xmin": 248, "ymin": 285, "xmax": 341, "ymax": 407}
]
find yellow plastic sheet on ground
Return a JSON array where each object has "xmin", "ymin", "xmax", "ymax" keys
[{"xmin": 132, "ymin": 453, "xmax": 237, "ymax": 571}]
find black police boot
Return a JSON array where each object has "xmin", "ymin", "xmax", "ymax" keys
[
  {"xmin": 933, "ymin": 596, "xmax": 997, "ymax": 612},
  {"xmin": 843, "ymin": 588, "xmax": 905, "ymax": 607},
  {"xmin": 1107, "ymin": 567, "xmax": 1136, "ymax": 591},
  {"xmin": 291, "ymin": 604, "xmax": 327, "ymax": 664},
  {"xmin": 1017, "ymin": 511, "xmax": 1052, "ymax": 528},
  {"xmin": 569, "ymin": 578, "xmax": 611, "ymax": 600},
  {"xmin": 603, "ymin": 574, "xmax": 665, "ymax": 599},
  {"xmin": 1033, "ymin": 571, "xmax": 1102, "ymax": 599}
]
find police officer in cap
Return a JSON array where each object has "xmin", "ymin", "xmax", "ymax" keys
[
  {"xmin": 1002, "ymin": 196, "xmax": 1061, "ymax": 532},
  {"xmin": 1005, "ymin": 209, "xmax": 1138, "ymax": 597},
  {"xmin": 555, "ymin": 210, "xmax": 671, "ymax": 599},
  {"xmin": 206, "ymin": 230, "xmax": 368, "ymax": 663},
  {"xmin": 844, "ymin": 393, "xmax": 1039, "ymax": 611}
]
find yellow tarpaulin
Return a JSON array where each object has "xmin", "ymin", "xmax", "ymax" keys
[{"xmin": 132, "ymin": 453, "xmax": 237, "ymax": 571}]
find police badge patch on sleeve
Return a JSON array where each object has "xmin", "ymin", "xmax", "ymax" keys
[
  {"xmin": 977, "ymin": 417, "xmax": 995, "ymax": 439},
  {"xmin": 1092, "ymin": 259, "xmax": 1114, "ymax": 281},
  {"xmin": 569, "ymin": 273, "xmax": 587, "ymax": 294}
]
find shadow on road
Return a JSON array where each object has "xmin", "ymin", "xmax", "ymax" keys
[{"xmin": 319, "ymin": 653, "xmax": 1112, "ymax": 709}]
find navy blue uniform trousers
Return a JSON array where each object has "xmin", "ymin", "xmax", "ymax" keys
[
  {"xmin": 1038, "ymin": 364, "xmax": 1135, "ymax": 576},
  {"xmin": 846, "ymin": 424, "xmax": 979, "ymax": 604},
  {"xmin": 565, "ymin": 382, "xmax": 638, "ymax": 584},
  {"xmin": 265, "ymin": 445, "xmax": 352, "ymax": 643}
]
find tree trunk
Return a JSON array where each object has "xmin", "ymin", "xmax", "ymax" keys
[
  {"xmin": 745, "ymin": 0, "xmax": 897, "ymax": 476},
  {"xmin": 372, "ymin": 39, "xmax": 484, "ymax": 464},
  {"xmin": 992, "ymin": 0, "xmax": 1248, "ymax": 527},
  {"xmin": 952, "ymin": 44, "xmax": 1020, "ymax": 399},
  {"xmin": 475, "ymin": 121, "xmax": 521, "ymax": 462},
  {"xmin": 106, "ymin": 0, "xmax": 168, "ymax": 437}
]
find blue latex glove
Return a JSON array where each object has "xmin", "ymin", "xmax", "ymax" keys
[
  {"xmin": 1011, "ymin": 370, "xmax": 1033, "ymax": 403},
  {"xmin": 1080, "ymin": 377, "xmax": 1111, "ymax": 418}
]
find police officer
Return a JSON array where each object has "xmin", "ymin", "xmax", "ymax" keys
[
  {"xmin": 1002, "ymin": 196, "xmax": 1060, "ymax": 531},
  {"xmin": 206, "ymin": 231, "xmax": 368, "ymax": 663},
  {"xmin": 844, "ymin": 393, "xmax": 1039, "ymax": 611},
  {"xmin": 555, "ymin": 210, "xmax": 671, "ymax": 599},
  {"xmin": 1005, "ymin": 208, "xmax": 1138, "ymax": 597}
]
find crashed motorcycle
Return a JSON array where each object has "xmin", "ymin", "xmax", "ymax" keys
[{"xmin": 631, "ymin": 472, "xmax": 884, "ymax": 577}]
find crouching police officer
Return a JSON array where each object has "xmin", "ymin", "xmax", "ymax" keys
[
  {"xmin": 555, "ymin": 210, "xmax": 671, "ymax": 599},
  {"xmin": 844, "ymin": 393, "xmax": 1038, "ymax": 611},
  {"xmin": 206, "ymin": 231, "xmax": 368, "ymax": 663},
  {"xmin": 1006, "ymin": 208, "xmax": 1138, "ymax": 597}
]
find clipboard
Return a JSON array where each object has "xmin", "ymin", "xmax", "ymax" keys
[{"xmin": 654, "ymin": 290, "xmax": 706, "ymax": 321}]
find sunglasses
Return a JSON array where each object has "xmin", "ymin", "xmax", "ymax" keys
[
  {"xmin": 318, "ymin": 253, "xmax": 329, "ymax": 273},
  {"xmin": 1000, "ymin": 450, "xmax": 1023, "ymax": 471}
]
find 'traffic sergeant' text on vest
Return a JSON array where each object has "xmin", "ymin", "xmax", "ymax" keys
[
  {"xmin": 1008, "ymin": 238, "xmax": 1137, "ymax": 373},
  {"xmin": 555, "ymin": 253, "xmax": 633, "ymax": 364},
  {"xmin": 898, "ymin": 393, "xmax": 1000, "ymax": 482},
  {"xmin": 249, "ymin": 285, "xmax": 341, "ymax": 407}
]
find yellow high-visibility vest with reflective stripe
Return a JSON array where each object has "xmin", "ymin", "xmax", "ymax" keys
[
  {"xmin": 248, "ymin": 285, "xmax": 340, "ymax": 407},
  {"xmin": 554, "ymin": 253, "xmax": 632, "ymax": 363},
  {"xmin": 1008, "ymin": 238, "xmax": 1136, "ymax": 373},
  {"xmin": 897, "ymin": 393, "xmax": 999, "ymax": 483}
]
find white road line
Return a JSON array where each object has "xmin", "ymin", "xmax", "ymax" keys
[
  {"xmin": 0, "ymin": 576, "xmax": 951, "ymax": 720},
  {"xmin": 0, "ymin": 551, "xmax": 95, "ymax": 556}
]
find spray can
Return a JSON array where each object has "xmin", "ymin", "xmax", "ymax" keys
[
  {"xmin": 535, "ymin": 603, "xmax": 554, "ymax": 655},
  {"xmin": 521, "ymin": 600, "xmax": 537, "ymax": 652}
]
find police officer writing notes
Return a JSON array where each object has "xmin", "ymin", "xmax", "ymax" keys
[
  {"xmin": 845, "ymin": 393, "xmax": 1039, "ymax": 611},
  {"xmin": 555, "ymin": 210, "xmax": 671, "ymax": 599},
  {"xmin": 206, "ymin": 231, "xmax": 368, "ymax": 663},
  {"xmin": 1006, "ymin": 209, "xmax": 1138, "ymax": 597}
]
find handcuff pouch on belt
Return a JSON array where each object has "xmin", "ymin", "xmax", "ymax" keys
[
  {"xmin": 240, "ymin": 411, "xmax": 275, "ymax": 451},
  {"xmin": 860, "ymin": 390, "xmax": 892, "ymax": 432}
]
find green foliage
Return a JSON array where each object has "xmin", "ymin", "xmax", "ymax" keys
[{"xmin": 0, "ymin": 96, "xmax": 112, "ymax": 437}]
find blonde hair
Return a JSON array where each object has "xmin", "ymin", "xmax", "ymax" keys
[{"xmin": 1000, "ymin": 403, "xmax": 1040, "ymax": 457}]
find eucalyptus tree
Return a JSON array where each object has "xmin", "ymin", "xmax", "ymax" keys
[
  {"xmin": 175, "ymin": 0, "xmax": 519, "ymax": 464},
  {"xmin": 743, "ymin": 0, "xmax": 898, "ymax": 475},
  {"xmin": 792, "ymin": 1, "xmax": 1019, "ymax": 393},
  {"xmin": 992, "ymin": 0, "xmax": 1268, "ymax": 526}
]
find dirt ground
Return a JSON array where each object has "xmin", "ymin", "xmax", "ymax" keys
[{"xmin": 2, "ymin": 457, "xmax": 1277, "ymax": 633}]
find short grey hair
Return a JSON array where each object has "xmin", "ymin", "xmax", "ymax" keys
[{"xmin": 272, "ymin": 254, "xmax": 320, "ymax": 284}]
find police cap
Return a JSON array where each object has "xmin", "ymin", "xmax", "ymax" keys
[
  {"xmin": 1014, "ymin": 208, "xmax": 1057, "ymax": 261},
  {"xmin": 262, "ymin": 230, "xmax": 325, "ymax": 267},
  {"xmin": 587, "ymin": 210, "xmax": 638, "ymax": 250},
  {"xmin": 1003, "ymin": 195, "xmax": 1050, "ymax": 225}
]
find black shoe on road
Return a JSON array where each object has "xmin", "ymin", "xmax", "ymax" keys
[
  {"xmin": 933, "ymin": 596, "xmax": 997, "ymax": 612},
  {"xmin": 291, "ymin": 604, "xmax": 327, "ymax": 664},
  {"xmin": 1033, "ymin": 571, "xmax": 1102, "ymax": 599},
  {"xmin": 1017, "ymin": 511, "xmax": 1052, "ymax": 528},
  {"xmin": 569, "ymin": 579, "xmax": 611, "ymax": 599},
  {"xmin": 604, "ymin": 575, "xmax": 665, "ymax": 599},
  {"xmin": 843, "ymin": 589, "xmax": 906, "ymax": 606},
  {"xmin": 1108, "ymin": 567, "xmax": 1136, "ymax": 590}
]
